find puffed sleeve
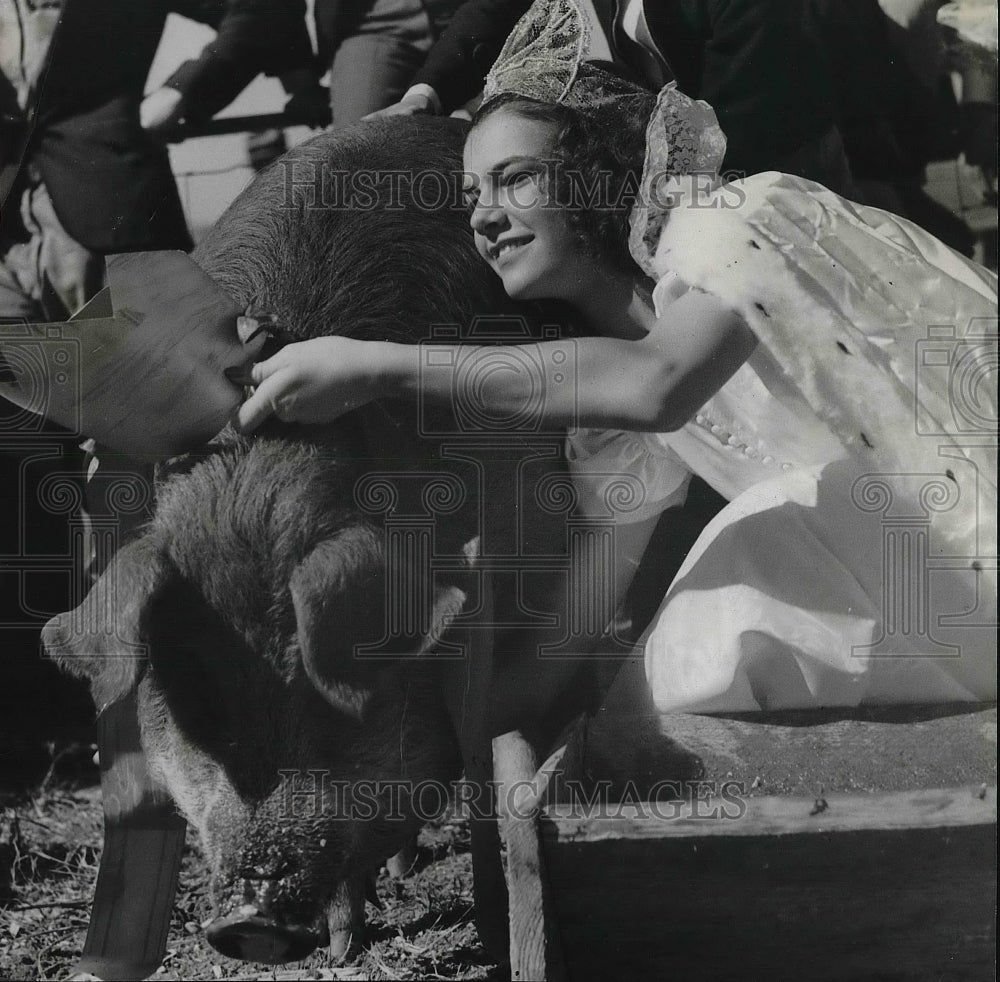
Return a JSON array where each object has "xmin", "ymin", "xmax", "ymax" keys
[
  {"xmin": 563, "ymin": 267, "xmax": 701, "ymax": 523},
  {"xmin": 651, "ymin": 267, "xmax": 698, "ymax": 313},
  {"xmin": 566, "ymin": 427, "xmax": 692, "ymax": 524}
]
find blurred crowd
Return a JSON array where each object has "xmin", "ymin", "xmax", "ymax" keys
[{"xmin": 2, "ymin": 0, "xmax": 997, "ymax": 328}]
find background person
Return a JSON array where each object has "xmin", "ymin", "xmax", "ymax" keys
[
  {"xmin": 2, "ymin": 0, "xmax": 313, "ymax": 322},
  {"xmin": 0, "ymin": 0, "xmax": 312, "ymax": 782},
  {"xmin": 805, "ymin": 0, "xmax": 978, "ymax": 255},
  {"xmin": 367, "ymin": 0, "xmax": 855, "ymax": 193},
  {"xmin": 241, "ymin": 0, "xmax": 467, "ymax": 170},
  {"xmin": 315, "ymin": 0, "xmax": 464, "ymax": 125}
]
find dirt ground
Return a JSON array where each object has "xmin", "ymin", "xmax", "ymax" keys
[{"xmin": 1, "ymin": 767, "xmax": 497, "ymax": 982}]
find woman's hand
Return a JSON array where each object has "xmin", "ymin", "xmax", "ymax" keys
[{"xmin": 235, "ymin": 336, "xmax": 400, "ymax": 432}]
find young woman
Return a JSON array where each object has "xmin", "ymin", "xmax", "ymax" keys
[{"xmin": 236, "ymin": 25, "xmax": 997, "ymax": 713}]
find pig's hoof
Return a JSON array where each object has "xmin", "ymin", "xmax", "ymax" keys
[
  {"xmin": 205, "ymin": 911, "xmax": 320, "ymax": 964},
  {"xmin": 328, "ymin": 926, "xmax": 363, "ymax": 963}
]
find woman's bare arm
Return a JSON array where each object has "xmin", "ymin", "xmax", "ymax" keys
[{"xmin": 236, "ymin": 290, "xmax": 756, "ymax": 434}]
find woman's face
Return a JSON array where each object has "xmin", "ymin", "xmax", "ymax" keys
[{"xmin": 463, "ymin": 109, "xmax": 591, "ymax": 303}]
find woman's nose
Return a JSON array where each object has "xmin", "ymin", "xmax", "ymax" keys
[{"xmin": 470, "ymin": 196, "xmax": 506, "ymax": 235}]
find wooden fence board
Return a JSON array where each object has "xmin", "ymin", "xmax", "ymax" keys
[
  {"xmin": 536, "ymin": 788, "xmax": 996, "ymax": 981},
  {"xmin": 541, "ymin": 791, "xmax": 997, "ymax": 982}
]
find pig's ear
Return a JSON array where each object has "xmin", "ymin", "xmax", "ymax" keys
[
  {"xmin": 290, "ymin": 528, "xmax": 470, "ymax": 721},
  {"xmin": 41, "ymin": 538, "xmax": 173, "ymax": 713},
  {"xmin": 290, "ymin": 527, "xmax": 384, "ymax": 720}
]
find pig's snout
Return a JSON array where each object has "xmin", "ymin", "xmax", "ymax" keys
[
  {"xmin": 206, "ymin": 872, "xmax": 321, "ymax": 964},
  {"xmin": 205, "ymin": 903, "xmax": 321, "ymax": 964}
]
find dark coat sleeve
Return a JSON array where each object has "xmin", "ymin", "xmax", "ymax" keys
[
  {"xmin": 412, "ymin": 0, "xmax": 532, "ymax": 111},
  {"xmin": 24, "ymin": 0, "xmax": 193, "ymax": 252},
  {"xmin": 708, "ymin": 0, "xmax": 834, "ymax": 172},
  {"xmin": 164, "ymin": 0, "xmax": 314, "ymax": 121},
  {"xmin": 651, "ymin": 0, "xmax": 836, "ymax": 176}
]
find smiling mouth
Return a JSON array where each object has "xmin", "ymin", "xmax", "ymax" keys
[{"xmin": 489, "ymin": 236, "xmax": 533, "ymax": 263}]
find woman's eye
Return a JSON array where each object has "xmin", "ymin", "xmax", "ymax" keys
[{"xmin": 503, "ymin": 169, "xmax": 533, "ymax": 186}]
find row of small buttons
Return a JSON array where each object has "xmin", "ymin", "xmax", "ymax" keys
[{"xmin": 693, "ymin": 413, "xmax": 793, "ymax": 470}]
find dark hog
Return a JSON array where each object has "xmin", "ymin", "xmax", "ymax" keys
[{"xmin": 44, "ymin": 117, "xmax": 592, "ymax": 964}]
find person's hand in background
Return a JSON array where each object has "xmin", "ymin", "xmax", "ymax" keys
[
  {"xmin": 363, "ymin": 87, "xmax": 439, "ymax": 120},
  {"xmin": 140, "ymin": 86, "xmax": 185, "ymax": 136}
]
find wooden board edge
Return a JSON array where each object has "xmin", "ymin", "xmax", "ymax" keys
[{"xmin": 540, "ymin": 785, "xmax": 998, "ymax": 842}]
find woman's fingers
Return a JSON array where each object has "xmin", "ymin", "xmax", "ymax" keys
[
  {"xmin": 230, "ymin": 351, "xmax": 296, "ymax": 432},
  {"xmin": 236, "ymin": 368, "xmax": 295, "ymax": 433},
  {"xmin": 249, "ymin": 351, "xmax": 288, "ymax": 386},
  {"xmin": 230, "ymin": 338, "xmax": 373, "ymax": 432}
]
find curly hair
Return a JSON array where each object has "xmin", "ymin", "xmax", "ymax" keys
[{"xmin": 471, "ymin": 88, "xmax": 657, "ymax": 273}]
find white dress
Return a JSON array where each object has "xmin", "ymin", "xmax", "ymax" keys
[{"xmin": 569, "ymin": 172, "xmax": 998, "ymax": 713}]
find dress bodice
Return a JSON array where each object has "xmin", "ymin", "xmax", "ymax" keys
[
  {"xmin": 570, "ymin": 171, "xmax": 997, "ymax": 555},
  {"xmin": 643, "ymin": 272, "xmax": 848, "ymax": 501},
  {"xmin": 566, "ymin": 270, "xmax": 849, "ymax": 515}
]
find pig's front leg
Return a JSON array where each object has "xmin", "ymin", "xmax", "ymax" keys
[{"xmin": 327, "ymin": 873, "xmax": 366, "ymax": 962}]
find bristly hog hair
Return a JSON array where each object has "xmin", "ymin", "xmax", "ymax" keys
[
  {"xmin": 150, "ymin": 433, "xmax": 370, "ymax": 666},
  {"xmin": 194, "ymin": 117, "xmax": 514, "ymax": 342},
  {"xmin": 141, "ymin": 432, "xmax": 460, "ymax": 801}
]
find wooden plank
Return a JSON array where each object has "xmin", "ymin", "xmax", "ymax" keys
[
  {"xmin": 75, "ymin": 693, "xmax": 187, "ymax": 982},
  {"xmin": 542, "ymin": 786, "xmax": 997, "ymax": 841},
  {"xmin": 0, "ymin": 252, "xmax": 258, "ymax": 455},
  {"xmin": 545, "ymin": 825, "xmax": 995, "ymax": 981},
  {"xmin": 656, "ymin": 705, "xmax": 997, "ymax": 794},
  {"xmin": 163, "ymin": 109, "xmax": 330, "ymax": 143},
  {"xmin": 580, "ymin": 671, "xmax": 997, "ymax": 795},
  {"xmin": 537, "ymin": 788, "xmax": 995, "ymax": 981},
  {"xmin": 494, "ymin": 731, "xmax": 566, "ymax": 982},
  {"xmin": 542, "ymin": 690, "xmax": 997, "ymax": 978}
]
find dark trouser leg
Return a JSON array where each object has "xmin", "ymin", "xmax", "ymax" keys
[
  {"xmin": 776, "ymin": 124, "xmax": 860, "ymax": 200},
  {"xmin": 327, "ymin": 0, "xmax": 436, "ymax": 124}
]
